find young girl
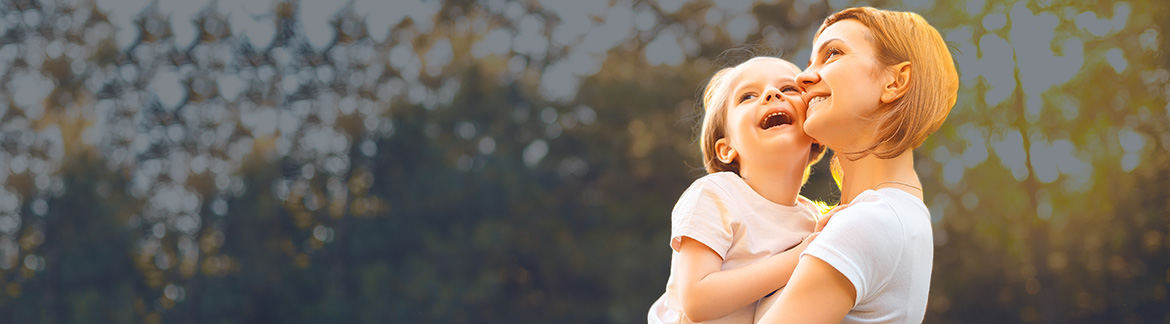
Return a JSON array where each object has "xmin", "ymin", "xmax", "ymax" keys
[
  {"xmin": 757, "ymin": 7, "xmax": 959, "ymax": 323},
  {"xmin": 647, "ymin": 56, "xmax": 826, "ymax": 324}
]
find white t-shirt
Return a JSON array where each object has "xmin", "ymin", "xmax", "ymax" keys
[
  {"xmin": 648, "ymin": 172, "xmax": 819, "ymax": 324},
  {"xmin": 800, "ymin": 188, "xmax": 934, "ymax": 324}
]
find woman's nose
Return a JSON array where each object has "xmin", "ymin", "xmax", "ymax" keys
[{"xmin": 796, "ymin": 69, "xmax": 819, "ymax": 91}]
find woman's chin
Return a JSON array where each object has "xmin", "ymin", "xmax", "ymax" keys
[{"xmin": 802, "ymin": 123, "xmax": 826, "ymax": 143}]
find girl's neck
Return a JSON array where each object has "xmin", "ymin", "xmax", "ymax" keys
[
  {"xmin": 837, "ymin": 150, "xmax": 923, "ymax": 204},
  {"xmin": 739, "ymin": 159, "xmax": 806, "ymax": 207}
]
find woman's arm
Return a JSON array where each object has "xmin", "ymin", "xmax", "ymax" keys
[
  {"xmin": 676, "ymin": 236, "xmax": 809, "ymax": 322},
  {"xmin": 755, "ymin": 255, "xmax": 855, "ymax": 324}
]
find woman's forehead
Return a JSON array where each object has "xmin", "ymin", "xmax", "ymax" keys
[{"xmin": 815, "ymin": 19, "xmax": 871, "ymax": 49}]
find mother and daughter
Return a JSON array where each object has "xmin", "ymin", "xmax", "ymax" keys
[{"xmin": 649, "ymin": 7, "xmax": 958, "ymax": 324}]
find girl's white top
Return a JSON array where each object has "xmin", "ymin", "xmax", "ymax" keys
[
  {"xmin": 800, "ymin": 188, "xmax": 934, "ymax": 324},
  {"xmin": 648, "ymin": 172, "xmax": 818, "ymax": 324}
]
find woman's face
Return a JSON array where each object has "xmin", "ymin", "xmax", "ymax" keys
[
  {"xmin": 722, "ymin": 58, "xmax": 813, "ymax": 171},
  {"xmin": 796, "ymin": 19, "xmax": 891, "ymax": 152}
]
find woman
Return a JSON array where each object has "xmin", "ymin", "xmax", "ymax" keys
[{"xmin": 756, "ymin": 7, "xmax": 958, "ymax": 324}]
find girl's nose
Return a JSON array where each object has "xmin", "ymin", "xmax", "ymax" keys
[{"xmin": 762, "ymin": 87, "xmax": 781, "ymax": 102}]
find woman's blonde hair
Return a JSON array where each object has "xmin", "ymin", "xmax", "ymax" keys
[
  {"xmin": 698, "ymin": 57, "xmax": 826, "ymax": 181},
  {"xmin": 817, "ymin": 7, "xmax": 959, "ymax": 159}
]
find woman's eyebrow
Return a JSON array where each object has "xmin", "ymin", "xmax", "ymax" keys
[
  {"xmin": 812, "ymin": 37, "xmax": 844, "ymax": 62},
  {"xmin": 815, "ymin": 38, "xmax": 843, "ymax": 52}
]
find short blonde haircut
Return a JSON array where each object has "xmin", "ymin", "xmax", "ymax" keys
[
  {"xmin": 816, "ymin": 7, "xmax": 959, "ymax": 159},
  {"xmin": 699, "ymin": 57, "xmax": 826, "ymax": 180}
]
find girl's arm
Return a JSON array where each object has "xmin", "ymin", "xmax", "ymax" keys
[
  {"xmin": 755, "ymin": 255, "xmax": 855, "ymax": 324},
  {"xmin": 676, "ymin": 236, "xmax": 809, "ymax": 322}
]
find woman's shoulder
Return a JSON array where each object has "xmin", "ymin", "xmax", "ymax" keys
[
  {"xmin": 839, "ymin": 191, "xmax": 895, "ymax": 214},
  {"xmin": 855, "ymin": 188, "xmax": 930, "ymax": 221},
  {"xmin": 846, "ymin": 189, "xmax": 926, "ymax": 213},
  {"xmin": 829, "ymin": 192, "xmax": 903, "ymax": 230},
  {"xmin": 830, "ymin": 189, "xmax": 930, "ymax": 235}
]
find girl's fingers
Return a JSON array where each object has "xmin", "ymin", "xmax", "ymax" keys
[{"xmin": 816, "ymin": 204, "xmax": 849, "ymax": 232}]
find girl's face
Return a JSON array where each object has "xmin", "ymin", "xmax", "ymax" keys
[
  {"xmin": 796, "ymin": 19, "xmax": 891, "ymax": 152},
  {"xmin": 719, "ymin": 59, "xmax": 813, "ymax": 172}
]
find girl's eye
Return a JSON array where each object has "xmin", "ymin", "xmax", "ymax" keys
[
  {"xmin": 739, "ymin": 93, "xmax": 757, "ymax": 103},
  {"xmin": 781, "ymin": 86, "xmax": 799, "ymax": 93}
]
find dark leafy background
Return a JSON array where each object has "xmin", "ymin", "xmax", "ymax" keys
[{"xmin": 0, "ymin": 0, "xmax": 1166, "ymax": 323}]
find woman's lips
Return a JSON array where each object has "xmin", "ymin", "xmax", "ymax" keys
[{"xmin": 808, "ymin": 95, "xmax": 829, "ymax": 107}]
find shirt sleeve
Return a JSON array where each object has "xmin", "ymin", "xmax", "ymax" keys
[
  {"xmin": 669, "ymin": 178, "xmax": 735, "ymax": 260},
  {"xmin": 800, "ymin": 200, "xmax": 904, "ymax": 306}
]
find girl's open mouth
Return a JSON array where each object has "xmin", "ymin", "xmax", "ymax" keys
[{"xmin": 759, "ymin": 112, "xmax": 792, "ymax": 130}]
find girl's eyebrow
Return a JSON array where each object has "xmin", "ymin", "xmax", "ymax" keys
[
  {"xmin": 774, "ymin": 76, "xmax": 797, "ymax": 88},
  {"xmin": 730, "ymin": 84, "xmax": 752, "ymax": 102},
  {"xmin": 730, "ymin": 78, "xmax": 758, "ymax": 96}
]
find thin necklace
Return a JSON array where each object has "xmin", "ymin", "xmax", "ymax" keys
[{"xmin": 873, "ymin": 181, "xmax": 922, "ymax": 191}]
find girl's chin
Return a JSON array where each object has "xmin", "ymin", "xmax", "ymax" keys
[{"xmin": 759, "ymin": 139, "xmax": 814, "ymax": 153}]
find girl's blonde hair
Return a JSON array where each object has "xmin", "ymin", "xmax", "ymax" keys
[
  {"xmin": 817, "ymin": 7, "xmax": 959, "ymax": 159},
  {"xmin": 698, "ymin": 57, "xmax": 826, "ymax": 182}
]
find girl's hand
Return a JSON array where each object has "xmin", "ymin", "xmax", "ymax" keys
[
  {"xmin": 788, "ymin": 204, "xmax": 851, "ymax": 260},
  {"xmin": 789, "ymin": 228, "xmax": 822, "ymax": 253},
  {"xmin": 815, "ymin": 204, "xmax": 849, "ymax": 232},
  {"xmin": 798, "ymin": 232, "xmax": 818, "ymax": 251}
]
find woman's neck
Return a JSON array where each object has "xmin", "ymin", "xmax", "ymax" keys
[
  {"xmin": 837, "ymin": 151, "xmax": 923, "ymax": 203},
  {"xmin": 739, "ymin": 159, "xmax": 806, "ymax": 207}
]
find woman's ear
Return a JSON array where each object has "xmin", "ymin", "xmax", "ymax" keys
[
  {"xmin": 715, "ymin": 138, "xmax": 738, "ymax": 164},
  {"xmin": 880, "ymin": 61, "xmax": 911, "ymax": 104}
]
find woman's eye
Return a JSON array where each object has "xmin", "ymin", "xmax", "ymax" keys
[
  {"xmin": 739, "ymin": 93, "xmax": 757, "ymax": 103},
  {"xmin": 825, "ymin": 47, "xmax": 842, "ymax": 60}
]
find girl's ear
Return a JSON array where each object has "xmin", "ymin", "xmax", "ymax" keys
[
  {"xmin": 880, "ymin": 61, "xmax": 912, "ymax": 104},
  {"xmin": 715, "ymin": 138, "xmax": 738, "ymax": 164}
]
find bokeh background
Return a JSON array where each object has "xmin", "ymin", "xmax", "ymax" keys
[{"xmin": 0, "ymin": 0, "xmax": 1166, "ymax": 323}]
